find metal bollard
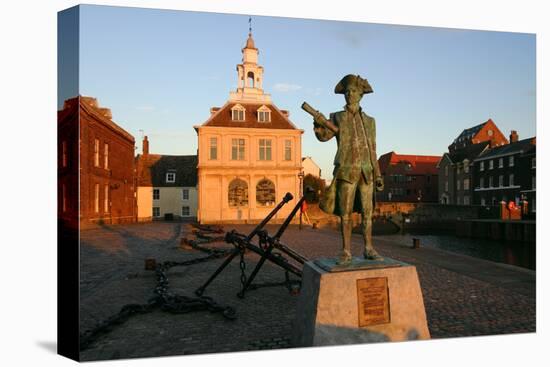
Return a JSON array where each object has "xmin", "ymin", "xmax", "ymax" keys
[
  {"xmin": 412, "ymin": 238, "xmax": 420, "ymax": 249},
  {"xmin": 145, "ymin": 258, "xmax": 157, "ymax": 270}
]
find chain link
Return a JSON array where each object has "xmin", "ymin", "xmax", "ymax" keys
[
  {"xmin": 239, "ymin": 247, "xmax": 247, "ymax": 291},
  {"xmin": 80, "ymin": 226, "xmax": 235, "ymax": 351}
]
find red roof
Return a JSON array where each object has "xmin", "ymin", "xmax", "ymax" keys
[
  {"xmin": 378, "ymin": 151, "xmax": 441, "ymax": 175},
  {"xmin": 202, "ymin": 102, "xmax": 297, "ymax": 130},
  {"xmin": 58, "ymin": 96, "xmax": 135, "ymax": 143}
]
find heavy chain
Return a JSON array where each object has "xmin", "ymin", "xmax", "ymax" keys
[
  {"xmin": 247, "ymin": 253, "xmax": 301, "ymax": 294},
  {"xmin": 191, "ymin": 223, "xmax": 224, "ymax": 233},
  {"xmin": 153, "ymin": 257, "xmax": 237, "ymax": 319},
  {"xmin": 80, "ymin": 252, "xmax": 235, "ymax": 351},
  {"xmin": 239, "ymin": 247, "xmax": 247, "ymax": 291}
]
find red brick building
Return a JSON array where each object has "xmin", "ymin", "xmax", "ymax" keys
[
  {"xmin": 377, "ymin": 152, "xmax": 441, "ymax": 202},
  {"xmin": 438, "ymin": 118, "xmax": 509, "ymax": 205},
  {"xmin": 448, "ymin": 118, "xmax": 508, "ymax": 153},
  {"xmin": 58, "ymin": 96, "xmax": 137, "ymax": 227}
]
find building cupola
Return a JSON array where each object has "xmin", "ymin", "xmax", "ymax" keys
[
  {"xmin": 229, "ymin": 17, "xmax": 271, "ymax": 103},
  {"xmin": 245, "ymin": 32, "xmax": 256, "ymax": 49}
]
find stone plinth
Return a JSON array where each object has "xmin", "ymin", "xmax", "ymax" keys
[{"xmin": 292, "ymin": 257, "xmax": 430, "ymax": 347}]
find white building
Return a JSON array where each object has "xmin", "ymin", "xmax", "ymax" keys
[
  {"xmin": 193, "ymin": 31, "xmax": 303, "ymax": 224},
  {"xmin": 302, "ymin": 156, "xmax": 321, "ymax": 178},
  {"xmin": 136, "ymin": 136, "xmax": 198, "ymax": 221}
]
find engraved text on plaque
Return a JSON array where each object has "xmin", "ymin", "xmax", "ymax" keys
[{"xmin": 356, "ymin": 277, "xmax": 390, "ymax": 327}]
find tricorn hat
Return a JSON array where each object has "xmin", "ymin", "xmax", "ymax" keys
[{"xmin": 334, "ymin": 74, "xmax": 373, "ymax": 95}]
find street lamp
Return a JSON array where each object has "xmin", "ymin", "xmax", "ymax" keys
[{"xmin": 298, "ymin": 171, "xmax": 305, "ymax": 229}]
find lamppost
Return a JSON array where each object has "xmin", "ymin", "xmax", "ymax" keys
[{"xmin": 298, "ymin": 170, "xmax": 305, "ymax": 230}]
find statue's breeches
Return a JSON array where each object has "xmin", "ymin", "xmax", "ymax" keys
[{"xmin": 336, "ymin": 172, "xmax": 374, "ymax": 216}]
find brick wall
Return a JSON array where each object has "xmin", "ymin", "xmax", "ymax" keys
[
  {"xmin": 305, "ymin": 202, "xmax": 479, "ymax": 231},
  {"xmin": 59, "ymin": 97, "xmax": 137, "ymax": 227}
]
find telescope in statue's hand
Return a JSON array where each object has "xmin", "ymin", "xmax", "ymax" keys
[{"xmin": 301, "ymin": 102, "xmax": 339, "ymax": 134}]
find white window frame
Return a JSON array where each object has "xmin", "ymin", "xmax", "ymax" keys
[
  {"xmin": 480, "ymin": 161, "xmax": 484, "ymax": 171},
  {"xmin": 181, "ymin": 206, "xmax": 190, "ymax": 217},
  {"xmin": 480, "ymin": 177, "xmax": 484, "ymax": 188},
  {"xmin": 104, "ymin": 185, "xmax": 109, "ymax": 213},
  {"xmin": 209, "ymin": 137, "xmax": 217, "ymax": 160},
  {"xmin": 231, "ymin": 138, "xmax": 245, "ymax": 160},
  {"xmin": 153, "ymin": 207, "xmax": 160, "ymax": 217},
  {"xmin": 257, "ymin": 105, "xmax": 271, "ymax": 123},
  {"xmin": 62, "ymin": 183, "xmax": 67, "ymax": 212},
  {"xmin": 509, "ymin": 156, "xmax": 514, "ymax": 167},
  {"xmin": 231, "ymin": 104, "xmax": 245, "ymax": 121},
  {"xmin": 259, "ymin": 139, "xmax": 272, "ymax": 161},
  {"xmin": 104, "ymin": 143, "xmax": 109, "ymax": 169},
  {"xmin": 489, "ymin": 176, "xmax": 493, "ymax": 187},
  {"xmin": 94, "ymin": 138, "xmax": 100, "ymax": 167},
  {"xmin": 499, "ymin": 175, "xmax": 503, "ymax": 187},
  {"xmin": 153, "ymin": 189, "xmax": 160, "ymax": 200},
  {"xmin": 62, "ymin": 141, "xmax": 67, "ymax": 168},
  {"xmin": 258, "ymin": 110, "xmax": 271, "ymax": 122},
  {"xmin": 509, "ymin": 174, "xmax": 514, "ymax": 187},
  {"xmin": 166, "ymin": 172, "xmax": 176, "ymax": 183},
  {"xmin": 94, "ymin": 183, "xmax": 99, "ymax": 213},
  {"xmin": 464, "ymin": 178, "xmax": 470, "ymax": 191},
  {"xmin": 284, "ymin": 140, "xmax": 292, "ymax": 161},
  {"xmin": 489, "ymin": 160, "xmax": 494, "ymax": 170},
  {"xmin": 182, "ymin": 189, "xmax": 189, "ymax": 200}
]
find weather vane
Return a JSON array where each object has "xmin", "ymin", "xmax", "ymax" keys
[{"xmin": 248, "ymin": 16, "xmax": 252, "ymax": 34}]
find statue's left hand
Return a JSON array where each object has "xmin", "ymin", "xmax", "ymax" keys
[{"xmin": 375, "ymin": 176, "xmax": 384, "ymax": 192}]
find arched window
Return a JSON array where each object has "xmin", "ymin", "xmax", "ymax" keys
[
  {"xmin": 228, "ymin": 178, "xmax": 248, "ymax": 207},
  {"xmin": 256, "ymin": 179, "xmax": 275, "ymax": 207},
  {"xmin": 247, "ymin": 71, "xmax": 255, "ymax": 88}
]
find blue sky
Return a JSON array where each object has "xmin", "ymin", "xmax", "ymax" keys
[{"xmin": 60, "ymin": 4, "xmax": 536, "ymax": 179}]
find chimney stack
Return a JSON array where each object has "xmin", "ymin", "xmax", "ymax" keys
[
  {"xmin": 143, "ymin": 136, "xmax": 149, "ymax": 155},
  {"xmin": 510, "ymin": 130, "xmax": 519, "ymax": 143}
]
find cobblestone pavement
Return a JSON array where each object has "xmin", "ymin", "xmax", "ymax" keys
[{"xmin": 79, "ymin": 222, "xmax": 536, "ymax": 361}]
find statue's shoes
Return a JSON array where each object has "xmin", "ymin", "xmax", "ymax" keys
[
  {"xmin": 337, "ymin": 253, "xmax": 352, "ymax": 265},
  {"xmin": 363, "ymin": 248, "xmax": 382, "ymax": 260}
]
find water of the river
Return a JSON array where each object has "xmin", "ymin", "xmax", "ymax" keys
[{"xmin": 398, "ymin": 231, "xmax": 536, "ymax": 270}]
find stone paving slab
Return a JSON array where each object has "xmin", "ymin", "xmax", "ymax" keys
[{"xmin": 78, "ymin": 222, "xmax": 536, "ymax": 361}]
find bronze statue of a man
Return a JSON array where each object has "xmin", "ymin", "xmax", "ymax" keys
[{"xmin": 305, "ymin": 74, "xmax": 384, "ymax": 264}]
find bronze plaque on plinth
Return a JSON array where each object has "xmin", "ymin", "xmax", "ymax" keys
[{"xmin": 356, "ymin": 277, "xmax": 390, "ymax": 327}]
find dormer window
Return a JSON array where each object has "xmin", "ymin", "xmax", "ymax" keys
[
  {"xmin": 166, "ymin": 171, "xmax": 176, "ymax": 183},
  {"xmin": 258, "ymin": 111, "xmax": 270, "ymax": 122},
  {"xmin": 231, "ymin": 104, "xmax": 245, "ymax": 121},
  {"xmin": 257, "ymin": 105, "xmax": 271, "ymax": 122}
]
